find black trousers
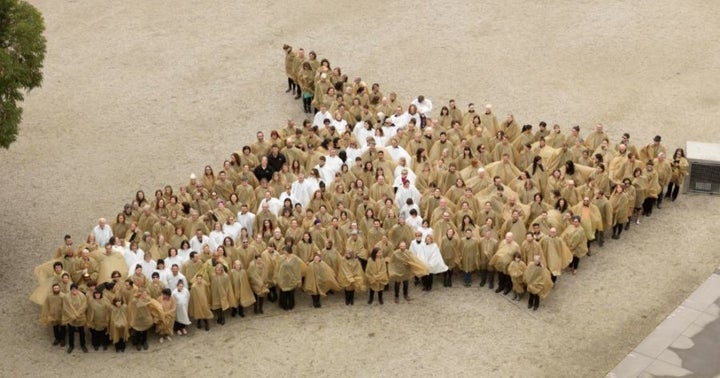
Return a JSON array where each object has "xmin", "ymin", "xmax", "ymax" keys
[
  {"xmin": 67, "ymin": 325, "xmax": 86, "ymax": 348},
  {"xmin": 136, "ymin": 330, "xmax": 148, "ymax": 345},
  {"xmin": 394, "ymin": 280, "xmax": 409, "ymax": 297},
  {"xmin": 421, "ymin": 274, "xmax": 433, "ymax": 290},
  {"xmin": 571, "ymin": 256, "xmax": 580, "ymax": 270},
  {"xmin": 53, "ymin": 324, "xmax": 66, "ymax": 342},
  {"xmin": 280, "ymin": 289, "xmax": 296, "ymax": 310},
  {"xmin": 287, "ymin": 77, "xmax": 296, "ymax": 91},
  {"xmin": 311, "ymin": 294, "xmax": 321, "ymax": 308},
  {"xmin": 528, "ymin": 293, "xmax": 540, "ymax": 308},
  {"xmin": 666, "ymin": 182, "xmax": 680, "ymax": 200},
  {"xmin": 642, "ymin": 197, "xmax": 657, "ymax": 216},
  {"xmin": 268, "ymin": 287, "xmax": 278, "ymax": 302},
  {"xmin": 89, "ymin": 328, "xmax": 108, "ymax": 347}
]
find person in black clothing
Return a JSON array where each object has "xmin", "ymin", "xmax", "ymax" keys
[
  {"xmin": 253, "ymin": 156, "xmax": 275, "ymax": 182},
  {"xmin": 266, "ymin": 145, "xmax": 287, "ymax": 172}
]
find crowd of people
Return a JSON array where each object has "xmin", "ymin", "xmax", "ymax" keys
[{"xmin": 31, "ymin": 44, "xmax": 691, "ymax": 354}]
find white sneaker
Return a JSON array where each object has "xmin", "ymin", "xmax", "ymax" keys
[
  {"xmin": 636, "ymin": 220, "xmax": 640, "ymax": 225},
  {"xmin": 166, "ymin": 336, "xmax": 172, "ymax": 342},
  {"xmin": 159, "ymin": 337, "xmax": 164, "ymax": 344}
]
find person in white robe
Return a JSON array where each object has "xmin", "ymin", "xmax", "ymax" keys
[
  {"xmin": 189, "ymin": 231, "xmax": 210, "ymax": 255},
  {"xmin": 171, "ymin": 282, "xmax": 191, "ymax": 335},
  {"xmin": 312, "ymin": 106, "xmax": 333, "ymax": 128},
  {"xmin": 222, "ymin": 218, "xmax": 242, "ymax": 242},
  {"xmin": 236, "ymin": 206, "xmax": 256, "ymax": 237},
  {"xmin": 165, "ymin": 265, "xmax": 187, "ymax": 292},
  {"xmin": 257, "ymin": 192, "xmax": 283, "ymax": 216},
  {"xmin": 395, "ymin": 180, "xmax": 422, "ymax": 209},
  {"xmin": 411, "ymin": 95, "xmax": 433, "ymax": 118},
  {"xmin": 291, "ymin": 173, "xmax": 316, "ymax": 208},
  {"xmin": 412, "ymin": 235, "xmax": 447, "ymax": 291}
]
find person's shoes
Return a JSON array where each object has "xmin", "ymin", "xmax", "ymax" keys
[
  {"xmin": 636, "ymin": 220, "xmax": 640, "ymax": 225},
  {"xmin": 204, "ymin": 322, "xmax": 209, "ymax": 331},
  {"xmin": 159, "ymin": 337, "xmax": 164, "ymax": 344},
  {"xmin": 103, "ymin": 344, "xmax": 108, "ymax": 350},
  {"xmin": 81, "ymin": 346, "xmax": 88, "ymax": 353},
  {"xmin": 182, "ymin": 329, "xmax": 188, "ymax": 335},
  {"xmin": 93, "ymin": 345, "xmax": 99, "ymax": 351},
  {"xmin": 66, "ymin": 346, "xmax": 73, "ymax": 354},
  {"xmin": 166, "ymin": 336, "xmax": 172, "ymax": 342},
  {"xmin": 285, "ymin": 88, "xmax": 292, "ymax": 93},
  {"xmin": 394, "ymin": 297, "xmax": 399, "ymax": 304},
  {"xmin": 196, "ymin": 321, "xmax": 201, "ymax": 329},
  {"xmin": 503, "ymin": 286, "xmax": 511, "ymax": 295},
  {"xmin": 136, "ymin": 344, "xmax": 142, "ymax": 351},
  {"xmin": 533, "ymin": 304, "xmax": 539, "ymax": 311},
  {"xmin": 294, "ymin": 94, "xmax": 301, "ymax": 100},
  {"xmin": 53, "ymin": 339, "xmax": 60, "ymax": 346},
  {"xmin": 624, "ymin": 223, "xmax": 630, "ymax": 230},
  {"xmin": 528, "ymin": 300, "xmax": 533, "ymax": 309},
  {"xmin": 378, "ymin": 296, "xmax": 383, "ymax": 305},
  {"xmin": 587, "ymin": 251, "xmax": 592, "ymax": 256},
  {"xmin": 657, "ymin": 203, "xmax": 662, "ymax": 209},
  {"xmin": 230, "ymin": 308, "xmax": 237, "ymax": 317},
  {"xmin": 142, "ymin": 342, "xmax": 148, "ymax": 350},
  {"xmin": 512, "ymin": 292, "xmax": 518, "ymax": 300},
  {"xmin": 60, "ymin": 340, "xmax": 66, "ymax": 347},
  {"xmin": 495, "ymin": 286, "xmax": 503, "ymax": 293}
]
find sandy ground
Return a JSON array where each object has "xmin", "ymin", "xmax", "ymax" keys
[{"xmin": 2, "ymin": 1, "xmax": 720, "ymax": 376}]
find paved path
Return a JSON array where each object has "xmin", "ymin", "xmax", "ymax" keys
[{"xmin": 609, "ymin": 267, "xmax": 720, "ymax": 377}]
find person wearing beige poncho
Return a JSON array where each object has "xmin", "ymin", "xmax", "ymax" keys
[
  {"xmin": 388, "ymin": 242, "xmax": 429, "ymax": 304},
  {"xmin": 524, "ymin": 255, "xmax": 554, "ymax": 311},
  {"xmin": 562, "ymin": 216, "xmax": 588, "ymax": 275},
  {"xmin": 86, "ymin": 290, "xmax": 110, "ymax": 350},
  {"xmin": 40, "ymin": 283, "xmax": 66, "ymax": 347},
  {"xmin": 303, "ymin": 254, "xmax": 341, "ymax": 308},
  {"xmin": 63, "ymin": 283, "xmax": 88, "ymax": 353},
  {"xmin": 247, "ymin": 254, "xmax": 271, "ymax": 314},
  {"xmin": 128, "ymin": 288, "xmax": 162, "ymax": 351},
  {"xmin": 209, "ymin": 263, "xmax": 234, "ymax": 325},
  {"xmin": 109, "ymin": 297, "xmax": 129, "ymax": 352},
  {"xmin": 507, "ymin": 252, "xmax": 527, "ymax": 301},
  {"xmin": 338, "ymin": 250, "xmax": 367, "ymax": 305},
  {"xmin": 459, "ymin": 229, "xmax": 480, "ymax": 287},
  {"xmin": 156, "ymin": 288, "xmax": 176, "ymax": 343},
  {"xmin": 275, "ymin": 246, "xmax": 304, "ymax": 311},
  {"xmin": 189, "ymin": 274, "xmax": 213, "ymax": 331},
  {"xmin": 229, "ymin": 260, "xmax": 256, "ymax": 317},
  {"xmin": 440, "ymin": 229, "xmax": 461, "ymax": 287},
  {"xmin": 489, "ymin": 232, "xmax": 521, "ymax": 296},
  {"xmin": 364, "ymin": 247, "xmax": 389, "ymax": 305}
]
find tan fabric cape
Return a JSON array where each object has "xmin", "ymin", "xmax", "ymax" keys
[
  {"xmin": 364, "ymin": 258, "xmax": 389, "ymax": 291},
  {"xmin": 338, "ymin": 257, "xmax": 367, "ymax": 292},
  {"xmin": 188, "ymin": 279, "xmax": 213, "ymax": 320},
  {"xmin": 507, "ymin": 260, "xmax": 527, "ymax": 294},
  {"xmin": 524, "ymin": 263, "xmax": 554, "ymax": 299},
  {"xmin": 303, "ymin": 260, "xmax": 341, "ymax": 296},
  {"xmin": 388, "ymin": 248, "xmax": 429, "ymax": 281},
  {"xmin": 230, "ymin": 268, "xmax": 257, "ymax": 307}
]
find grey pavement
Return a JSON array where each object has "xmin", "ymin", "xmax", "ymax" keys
[{"xmin": 608, "ymin": 269, "xmax": 720, "ymax": 377}]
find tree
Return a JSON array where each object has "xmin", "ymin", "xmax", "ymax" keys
[{"xmin": 0, "ymin": 0, "xmax": 46, "ymax": 149}]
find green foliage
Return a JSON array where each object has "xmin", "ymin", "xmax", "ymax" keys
[{"xmin": 0, "ymin": 0, "xmax": 46, "ymax": 149}]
